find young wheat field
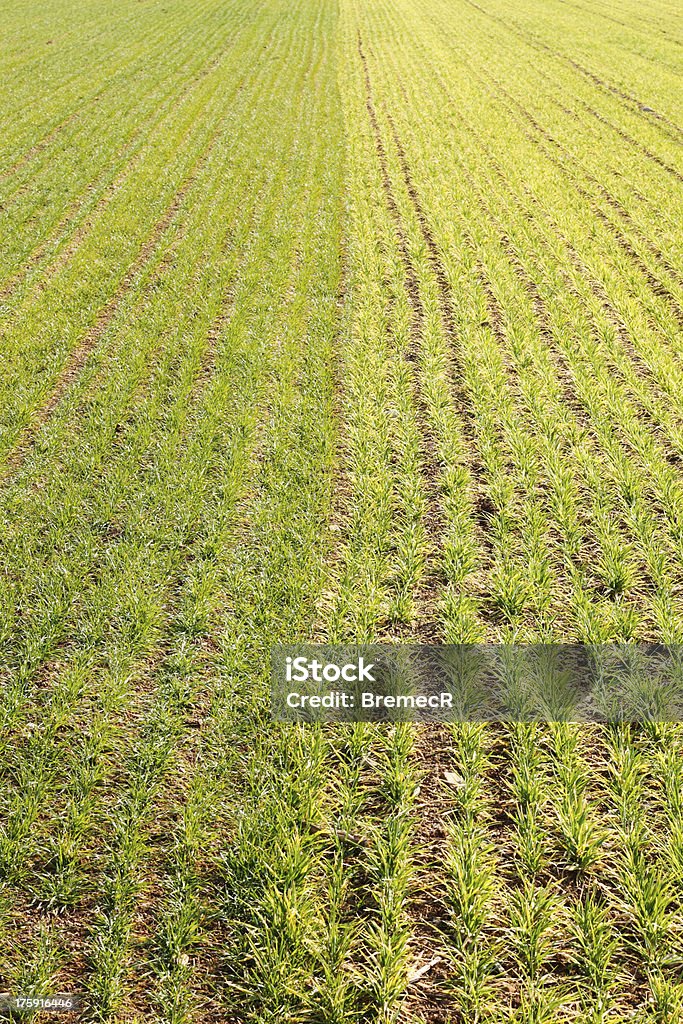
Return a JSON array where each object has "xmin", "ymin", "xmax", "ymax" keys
[{"xmin": 1, "ymin": 0, "xmax": 683, "ymax": 1019}]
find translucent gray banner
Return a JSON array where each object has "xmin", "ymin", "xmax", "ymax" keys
[
  {"xmin": 271, "ymin": 644, "xmax": 683, "ymax": 722},
  {"xmin": 0, "ymin": 993, "xmax": 81, "ymax": 1016}
]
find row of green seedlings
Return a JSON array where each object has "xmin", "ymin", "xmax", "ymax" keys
[
  {"xmin": 601, "ymin": 724, "xmax": 683, "ymax": 1017},
  {"xmin": 508, "ymin": 717, "xmax": 683, "ymax": 1019},
  {"xmin": 418, "ymin": 715, "xmax": 679, "ymax": 1022},
  {"xmin": 148, "ymin": 42, "xmax": 349, "ymax": 1016},
  {"xmin": 453, "ymin": 722, "xmax": 594, "ymax": 1020}
]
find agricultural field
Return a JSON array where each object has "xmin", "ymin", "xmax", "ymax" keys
[{"xmin": 1, "ymin": 0, "xmax": 683, "ymax": 1020}]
